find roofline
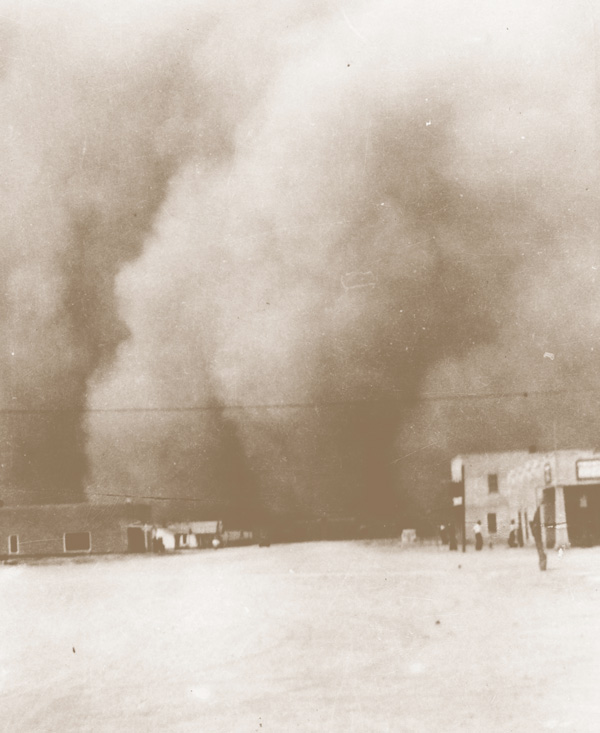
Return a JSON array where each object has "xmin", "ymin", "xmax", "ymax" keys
[{"xmin": 452, "ymin": 448, "xmax": 599, "ymax": 461}]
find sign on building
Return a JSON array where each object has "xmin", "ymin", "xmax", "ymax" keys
[{"xmin": 576, "ymin": 459, "xmax": 600, "ymax": 481}]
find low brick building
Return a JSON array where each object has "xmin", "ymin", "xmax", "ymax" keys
[{"xmin": 0, "ymin": 502, "xmax": 151, "ymax": 559}]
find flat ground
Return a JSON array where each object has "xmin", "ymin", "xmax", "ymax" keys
[{"xmin": 2, "ymin": 541, "xmax": 599, "ymax": 732}]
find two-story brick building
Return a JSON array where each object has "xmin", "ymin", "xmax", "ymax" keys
[
  {"xmin": 451, "ymin": 451, "xmax": 531, "ymax": 546},
  {"xmin": 452, "ymin": 448, "xmax": 600, "ymax": 548}
]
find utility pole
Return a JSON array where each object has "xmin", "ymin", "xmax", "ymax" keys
[{"xmin": 461, "ymin": 464, "xmax": 466, "ymax": 552}]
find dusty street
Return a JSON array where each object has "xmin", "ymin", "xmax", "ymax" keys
[{"xmin": 2, "ymin": 541, "xmax": 599, "ymax": 732}]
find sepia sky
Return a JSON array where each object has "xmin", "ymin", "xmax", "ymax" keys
[{"xmin": 0, "ymin": 0, "xmax": 599, "ymax": 522}]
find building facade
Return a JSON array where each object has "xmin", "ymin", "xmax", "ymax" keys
[
  {"xmin": 451, "ymin": 451, "xmax": 531, "ymax": 546},
  {"xmin": 507, "ymin": 449, "xmax": 600, "ymax": 548},
  {"xmin": 452, "ymin": 449, "xmax": 600, "ymax": 548},
  {"xmin": 0, "ymin": 503, "xmax": 151, "ymax": 559}
]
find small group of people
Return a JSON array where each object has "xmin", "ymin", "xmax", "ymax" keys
[
  {"xmin": 440, "ymin": 510, "xmax": 547, "ymax": 570},
  {"xmin": 439, "ymin": 522, "xmax": 458, "ymax": 550},
  {"xmin": 471, "ymin": 518, "xmax": 523, "ymax": 550},
  {"xmin": 471, "ymin": 509, "xmax": 547, "ymax": 570}
]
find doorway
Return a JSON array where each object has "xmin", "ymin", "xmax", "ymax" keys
[{"xmin": 564, "ymin": 485, "xmax": 600, "ymax": 546}]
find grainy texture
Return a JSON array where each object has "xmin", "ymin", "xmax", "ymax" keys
[
  {"xmin": 2, "ymin": 542, "xmax": 599, "ymax": 731},
  {"xmin": 1, "ymin": 1, "xmax": 599, "ymax": 522}
]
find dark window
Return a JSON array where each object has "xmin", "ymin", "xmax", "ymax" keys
[
  {"xmin": 488, "ymin": 474, "xmax": 499, "ymax": 493},
  {"xmin": 127, "ymin": 527, "xmax": 147, "ymax": 553},
  {"xmin": 487, "ymin": 513, "xmax": 497, "ymax": 534},
  {"xmin": 64, "ymin": 532, "xmax": 91, "ymax": 552},
  {"xmin": 8, "ymin": 535, "xmax": 18, "ymax": 554}
]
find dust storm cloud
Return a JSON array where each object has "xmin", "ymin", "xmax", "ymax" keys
[{"xmin": 0, "ymin": 1, "xmax": 597, "ymax": 521}]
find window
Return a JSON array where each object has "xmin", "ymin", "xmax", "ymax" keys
[
  {"xmin": 487, "ymin": 513, "xmax": 497, "ymax": 534},
  {"xmin": 8, "ymin": 535, "xmax": 18, "ymax": 554},
  {"xmin": 487, "ymin": 473, "xmax": 499, "ymax": 493},
  {"xmin": 64, "ymin": 532, "xmax": 91, "ymax": 553}
]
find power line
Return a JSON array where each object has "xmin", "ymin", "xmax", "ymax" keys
[
  {"xmin": 0, "ymin": 386, "xmax": 597, "ymax": 414},
  {"xmin": 419, "ymin": 387, "xmax": 599, "ymax": 402},
  {"xmin": 87, "ymin": 491, "xmax": 216, "ymax": 504},
  {"xmin": 2, "ymin": 489, "xmax": 247, "ymax": 505}
]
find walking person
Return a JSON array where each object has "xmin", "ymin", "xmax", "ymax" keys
[
  {"xmin": 474, "ymin": 520, "xmax": 484, "ymax": 551},
  {"xmin": 530, "ymin": 505, "xmax": 547, "ymax": 571}
]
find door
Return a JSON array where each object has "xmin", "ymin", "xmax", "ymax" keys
[{"xmin": 564, "ymin": 485, "xmax": 600, "ymax": 546}]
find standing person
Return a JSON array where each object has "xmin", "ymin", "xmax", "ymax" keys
[
  {"xmin": 530, "ymin": 506, "xmax": 547, "ymax": 571},
  {"xmin": 508, "ymin": 520, "xmax": 518, "ymax": 548},
  {"xmin": 439, "ymin": 524, "xmax": 449, "ymax": 546},
  {"xmin": 448, "ymin": 522, "xmax": 458, "ymax": 551},
  {"xmin": 474, "ymin": 520, "xmax": 484, "ymax": 551}
]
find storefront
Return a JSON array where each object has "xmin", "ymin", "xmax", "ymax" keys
[
  {"xmin": 560, "ymin": 457, "xmax": 600, "ymax": 546},
  {"xmin": 453, "ymin": 449, "xmax": 600, "ymax": 549},
  {"xmin": 507, "ymin": 450, "xmax": 600, "ymax": 549}
]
